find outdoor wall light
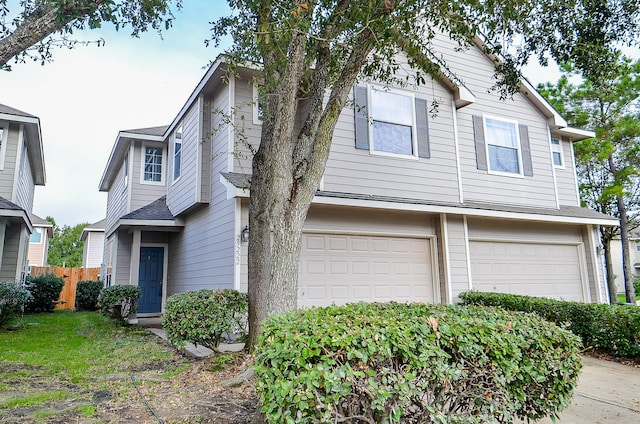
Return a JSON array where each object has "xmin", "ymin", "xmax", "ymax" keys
[{"xmin": 240, "ymin": 225, "xmax": 250, "ymax": 243}]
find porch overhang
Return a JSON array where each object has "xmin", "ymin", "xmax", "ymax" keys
[{"xmin": 107, "ymin": 218, "xmax": 184, "ymax": 238}]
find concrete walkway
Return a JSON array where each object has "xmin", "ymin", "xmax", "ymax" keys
[{"xmin": 521, "ymin": 356, "xmax": 640, "ymax": 423}]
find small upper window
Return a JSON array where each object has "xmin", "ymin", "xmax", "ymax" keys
[
  {"xmin": 636, "ymin": 242, "xmax": 640, "ymax": 252},
  {"xmin": 253, "ymin": 82, "xmax": 265, "ymax": 124},
  {"xmin": 370, "ymin": 88, "xmax": 415, "ymax": 156},
  {"xmin": 30, "ymin": 228, "xmax": 42, "ymax": 244},
  {"xmin": 143, "ymin": 146, "xmax": 163, "ymax": 183},
  {"xmin": 484, "ymin": 117, "xmax": 522, "ymax": 175},
  {"xmin": 123, "ymin": 152, "xmax": 129, "ymax": 187},
  {"xmin": 551, "ymin": 138, "xmax": 564, "ymax": 167},
  {"xmin": 173, "ymin": 125, "xmax": 182, "ymax": 182}
]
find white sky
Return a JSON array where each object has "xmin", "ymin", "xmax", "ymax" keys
[{"xmin": 0, "ymin": 2, "xmax": 566, "ymax": 227}]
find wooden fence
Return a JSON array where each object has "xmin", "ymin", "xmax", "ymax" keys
[{"xmin": 29, "ymin": 266, "xmax": 101, "ymax": 310}]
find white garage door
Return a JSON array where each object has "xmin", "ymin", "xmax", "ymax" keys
[
  {"xmin": 298, "ymin": 233, "xmax": 436, "ymax": 307},
  {"xmin": 469, "ymin": 240, "xmax": 586, "ymax": 302}
]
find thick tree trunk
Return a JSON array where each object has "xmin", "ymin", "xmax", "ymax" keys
[
  {"xmin": 617, "ymin": 194, "xmax": 637, "ymax": 303},
  {"xmin": 603, "ymin": 238, "xmax": 616, "ymax": 303}
]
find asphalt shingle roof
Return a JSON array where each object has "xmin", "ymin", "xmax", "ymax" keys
[
  {"xmin": 0, "ymin": 103, "xmax": 36, "ymax": 118},
  {"xmin": 121, "ymin": 196, "xmax": 175, "ymax": 221},
  {"xmin": 221, "ymin": 172, "xmax": 615, "ymax": 222},
  {"xmin": 0, "ymin": 196, "xmax": 25, "ymax": 211},
  {"xmin": 122, "ymin": 125, "xmax": 169, "ymax": 137}
]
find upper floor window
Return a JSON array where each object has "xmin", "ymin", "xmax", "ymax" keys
[
  {"xmin": 143, "ymin": 145, "xmax": 164, "ymax": 183},
  {"xmin": 173, "ymin": 124, "xmax": 182, "ymax": 182},
  {"xmin": 29, "ymin": 228, "xmax": 42, "ymax": 244},
  {"xmin": 353, "ymin": 86, "xmax": 430, "ymax": 159},
  {"xmin": 472, "ymin": 115, "xmax": 533, "ymax": 177},
  {"xmin": 636, "ymin": 242, "xmax": 640, "ymax": 252},
  {"xmin": 551, "ymin": 138, "xmax": 564, "ymax": 167},
  {"xmin": 0, "ymin": 124, "xmax": 7, "ymax": 170},
  {"xmin": 253, "ymin": 82, "xmax": 265, "ymax": 124},
  {"xmin": 123, "ymin": 152, "xmax": 129, "ymax": 187}
]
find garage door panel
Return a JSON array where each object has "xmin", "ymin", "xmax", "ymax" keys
[
  {"xmin": 470, "ymin": 240, "xmax": 585, "ymax": 302},
  {"xmin": 299, "ymin": 233, "xmax": 435, "ymax": 307}
]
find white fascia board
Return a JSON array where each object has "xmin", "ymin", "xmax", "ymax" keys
[
  {"xmin": 106, "ymin": 218, "xmax": 184, "ymax": 237},
  {"xmin": 117, "ymin": 132, "xmax": 165, "ymax": 142},
  {"xmin": 519, "ymin": 78, "xmax": 567, "ymax": 128},
  {"xmin": 311, "ymin": 195, "xmax": 619, "ymax": 226},
  {"xmin": 557, "ymin": 127, "xmax": 595, "ymax": 141},
  {"xmin": 0, "ymin": 113, "xmax": 39, "ymax": 125},
  {"xmin": 0, "ymin": 209, "xmax": 33, "ymax": 231}
]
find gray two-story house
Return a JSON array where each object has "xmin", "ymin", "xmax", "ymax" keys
[
  {"xmin": 99, "ymin": 35, "xmax": 616, "ymax": 316},
  {"xmin": 0, "ymin": 104, "xmax": 46, "ymax": 282}
]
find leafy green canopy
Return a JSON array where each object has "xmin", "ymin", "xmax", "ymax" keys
[
  {"xmin": 211, "ymin": 0, "xmax": 640, "ymax": 99},
  {"xmin": 46, "ymin": 217, "xmax": 88, "ymax": 268}
]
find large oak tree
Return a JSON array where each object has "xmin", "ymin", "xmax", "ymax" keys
[{"xmin": 209, "ymin": 0, "xmax": 640, "ymax": 349}]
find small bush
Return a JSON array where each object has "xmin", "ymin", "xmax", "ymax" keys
[
  {"xmin": 24, "ymin": 274, "xmax": 65, "ymax": 313},
  {"xmin": 460, "ymin": 291, "xmax": 640, "ymax": 356},
  {"xmin": 75, "ymin": 280, "xmax": 104, "ymax": 311},
  {"xmin": 0, "ymin": 282, "xmax": 32, "ymax": 327},
  {"xmin": 98, "ymin": 285, "xmax": 141, "ymax": 323},
  {"xmin": 255, "ymin": 302, "xmax": 582, "ymax": 424},
  {"xmin": 633, "ymin": 275, "xmax": 640, "ymax": 296},
  {"xmin": 163, "ymin": 289, "xmax": 247, "ymax": 352}
]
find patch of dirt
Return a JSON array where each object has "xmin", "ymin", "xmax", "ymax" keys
[{"xmin": 583, "ymin": 348, "xmax": 640, "ymax": 367}]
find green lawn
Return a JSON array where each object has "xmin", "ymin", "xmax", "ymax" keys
[
  {"xmin": 616, "ymin": 293, "xmax": 640, "ymax": 303},
  {"xmin": 0, "ymin": 311, "xmax": 187, "ymax": 423}
]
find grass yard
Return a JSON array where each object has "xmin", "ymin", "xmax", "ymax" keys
[
  {"xmin": 617, "ymin": 293, "xmax": 640, "ymax": 303},
  {"xmin": 0, "ymin": 311, "xmax": 257, "ymax": 423}
]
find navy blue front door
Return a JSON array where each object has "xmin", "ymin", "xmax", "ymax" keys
[{"xmin": 138, "ymin": 247, "xmax": 164, "ymax": 313}]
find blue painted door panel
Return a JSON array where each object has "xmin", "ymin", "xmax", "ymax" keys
[{"xmin": 138, "ymin": 247, "xmax": 163, "ymax": 313}]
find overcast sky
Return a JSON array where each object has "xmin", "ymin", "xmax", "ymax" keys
[{"xmin": 0, "ymin": 2, "xmax": 567, "ymax": 227}]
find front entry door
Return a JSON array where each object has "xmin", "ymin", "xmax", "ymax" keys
[{"xmin": 138, "ymin": 246, "xmax": 164, "ymax": 314}]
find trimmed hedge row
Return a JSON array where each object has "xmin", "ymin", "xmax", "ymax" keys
[
  {"xmin": 255, "ymin": 302, "xmax": 582, "ymax": 424},
  {"xmin": 459, "ymin": 291, "xmax": 640, "ymax": 356},
  {"xmin": 163, "ymin": 289, "xmax": 247, "ymax": 352}
]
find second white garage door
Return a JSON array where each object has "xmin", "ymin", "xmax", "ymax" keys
[
  {"xmin": 469, "ymin": 240, "xmax": 587, "ymax": 302},
  {"xmin": 298, "ymin": 233, "xmax": 436, "ymax": 307}
]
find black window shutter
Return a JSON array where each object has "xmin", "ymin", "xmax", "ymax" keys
[
  {"xmin": 415, "ymin": 98, "xmax": 430, "ymax": 158},
  {"xmin": 353, "ymin": 86, "xmax": 369, "ymax": 150},
  {"xmin": 519, "ymin": 124, "xmax": 534, "ymax": 176},
  {"xmin": 472, "ymin": 115, "xmax": 488, "ymax": 170}
]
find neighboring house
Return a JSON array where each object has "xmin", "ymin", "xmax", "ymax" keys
[
  {"xmin": 0, "ymin": 104, "xmax": 46, "ymax": 282},
  {"xmin": 610, "ymin": 232, "xmax": 640, "ymax": 293},
  {"xmin": 99, "ymin": 35, "xmax": 616, "ymax": 316},
  {"xmin": 80, "ymin": 219, "xmax": 105, "ymax": 268},
  {"xmin": 27, "ymin": 214, "xmax": 53, "ymax": 267}
]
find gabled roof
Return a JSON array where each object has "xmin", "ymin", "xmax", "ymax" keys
[
  {"xmin": 80, "ymin": 218, "xmax": 105, "ymax": 241},
  {"xmin": 0, "ymin": 195, "xmax": 32, "ymax": 230},
  {"xmin": 222, "ymin": 172, "xmax": 617, "ymax": 226},
  {"xmin": 106, "ymin": 196, "xmax": 183, "ymax": 237},
  {"xmin": 99, "ymin": 125, "xmax": 169, "ymax": 191},
  {"xmin": 0, "ymin": 103, "xmax": 46, "ymax": 185},
  {"xmin": 30, "ymin": 214, "xmax": 53, "ymax": 238}
]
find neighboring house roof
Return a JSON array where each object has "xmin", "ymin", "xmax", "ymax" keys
[
  {"xmin": 107, "ymin": 196, "xmax": 183, "ymax": 237},
  {"xmin": 30, "ymin": 214, "xmax": 53, "ymax": 238},
  {"xmin": 0, "ymin": 103, "xmax": 46, "ymax": 185},
  {"xmin": 222, "ymin": 172, "xmax": 618, "ymax": 226},
  {"xmin": 80, "ymin": 218, "xmax": 105, "ymax": 241},
  {"xmin": 98, "ymin": 125, "xmax": 169, "ymax": 191}
]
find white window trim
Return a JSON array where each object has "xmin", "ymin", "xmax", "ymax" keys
[
  {"xmin": 140, "ymin": 143, "xmax": 166, "ymax": 185},
  {"xmin": 551, "ymin": 137, "xmax": 565, "ymax": 169},
  {"xmin": 0, "ymin": 121, "xmax": 8, "ymax": 170},
  {"xmin": 172, "ymin": 124, "xmax": 183, "ymax": 184},
  {"xmin": 253, "ymin": 81, "xmax": 264, "ymax": 125},
  {"xmin": 29, "ymin": 227, "xmax": 43, "ymax": 244},
  {"xmin": 483, "ymin": 114, "xmax": 524, "ymax": 178},
  {"xmin": 367, "ymin": 85, "xmax": 419, "ymax": 160}
]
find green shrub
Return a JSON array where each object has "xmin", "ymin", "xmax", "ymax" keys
[
  {"xmin": 255, "ymin": 302, "xmax": 582, "ymax": 424},
  {"xmin": 98, "ymin": 285, "xmax": 141, "ymax": 323},
  {"xmin": 24, "ymin": 274, "xmax": 65, "ymax": 313},
  {"xmin": 633, "ymin": 275, "xmax": 640, "ymax": 296},
  {"xmin": 163, "ymin": 289, "xmax": 247, "ymax": 352},
  {"xmin": 75, "ymin": 280, "xmax": 104, "ymax": 311},
  {"xmin": 460, "ymin": 291, "xmax": 640, "ymax": 356},
  {"xmin": 0, "ymin": 282, "xmax": 32, "ymax": 327}
]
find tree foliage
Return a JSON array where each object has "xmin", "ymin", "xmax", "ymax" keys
[
  {"xmin": 0, "ymin": 0, "xmax": 181, "ymax": 69},
  {"xmin": 538, "ymin": 57, "xmax": 640, "ymax": 303},
  {"xmin": 45, "ymin": 217, "xmax": 88, "ymax": 267},
  {"xmin": 209, "ymin": 0, "xmax": 640, "ymax": 349}
]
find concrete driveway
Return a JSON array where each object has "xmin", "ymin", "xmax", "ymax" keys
[{"xmin": 527, "ymin": 356, "xmax": 640, "ymax": 423}]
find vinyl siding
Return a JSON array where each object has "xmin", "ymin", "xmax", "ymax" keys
[
  {"xmin": 166, "ymin": 87, "xmax": 236, "ymax": 295},
  {"xmin": 1, "ymin": 223, "xmax": 22, "ymax": 281},
  {"xmin": 555, "ymin": 138, "xmax": 580, "ymax": 206},
  {"xmin": 28, "ymin": 233, "xmax": 47, "ymax": 266},
  {"xmin": 82, "ymin": 231, "xmax": 105, "ymax": 268},
  {"xmin": 105, "ymin": 159, "xmax": 130, "ymax": 234},
  {"xmin": 232, "ymin": 75, "xmax": 260, "ymax": 174},
  {"xmin": 131, "ymin": 140, "xmax": 167, "ymax": 211},
  {"xmin": 15, "ymin": 139, "xmax": 34, "ymax": 212},
  {"xmin": 431, "ymin": 35, "xmax": 558, "ymax": 208},
  {"xmin": 167, "ymin": 100, "xmax": 201, "ymax": 215},
  {"xmin": 443, "ymin": 215, "xmax": 471, "ymax": 302},
  {"xmin": 114, "ymin": 231, "xmax": 132, "ymax": 285},
  {"xmin": 467, "ymin": 218, "xmax": 583, "ymax": 243},
  {"xmin": 0, "ymin": 123, "xmax": 20, "ymax": 200}
]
